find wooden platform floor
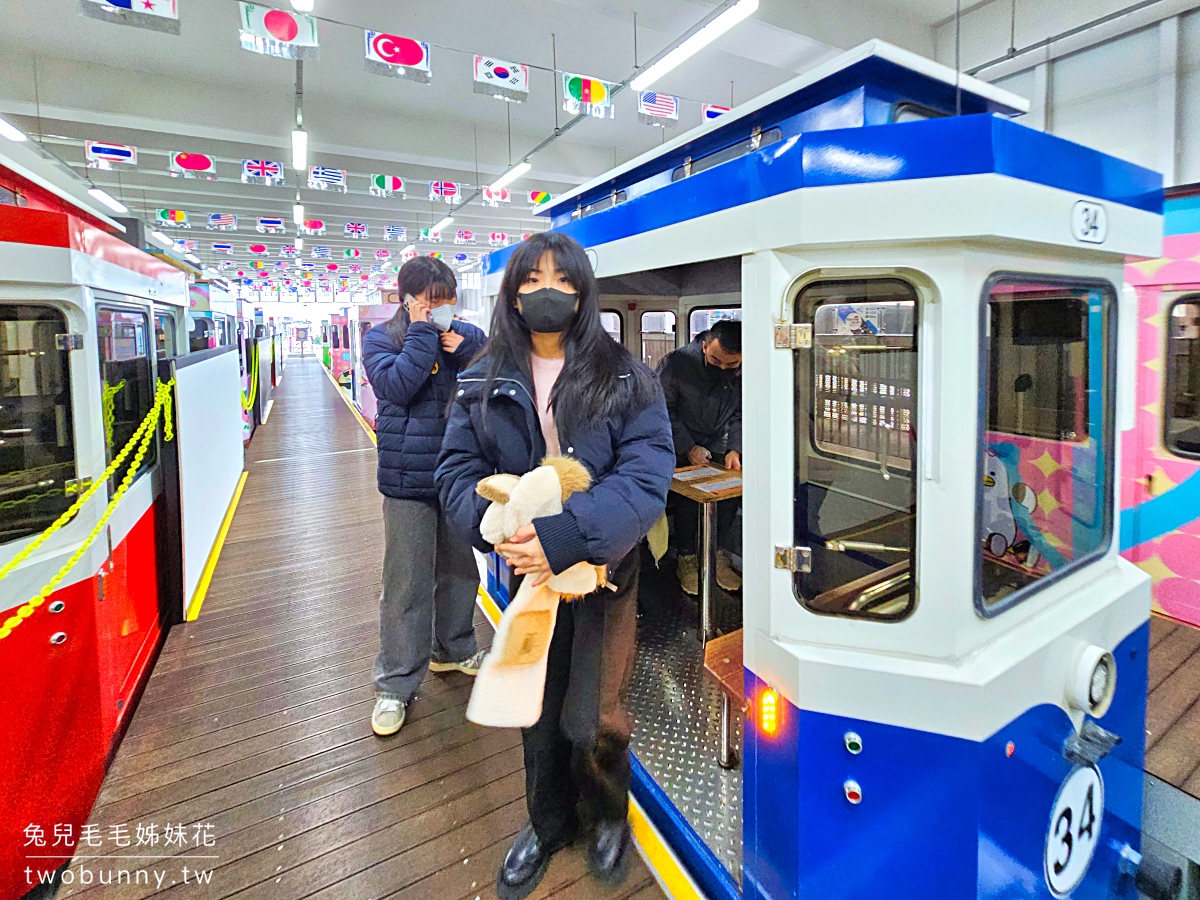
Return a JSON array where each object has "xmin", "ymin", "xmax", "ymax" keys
[
  {"xmin": 1147, "ymin": 613, "xmax": 1200, "ymax": 800},
  {"xmin": 60, "ymin": 357, "xmax": 661, "ymax": 900}
]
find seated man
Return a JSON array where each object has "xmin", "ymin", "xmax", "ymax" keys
[{"xmin": 657, "ymin": 320, "xmax": 743, "ymax": 595}]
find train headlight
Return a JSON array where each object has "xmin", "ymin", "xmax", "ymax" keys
[{"xmin": 1067, "ymin": 645, "xmax": 1117, "ymax": 718}]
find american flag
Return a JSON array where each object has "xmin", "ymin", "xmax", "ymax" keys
[
  {"xmin": 312, "ymin": 246, "xmax": 331, "ymax": 259},
  {"xmin": 638, "ymin": 91, "xmax": 679, "ymax": 118},
  {"xmin": 344, "ymin": 222, "xmax": 368, "ymax": 237},
  {"xmin": 207, "ymin": 213, "xmax": 237, "ymax": 229},
  {"xmin": 385, "ymin": 225, "xmax": 406, "ymax": 241},
  {"xmin": 243, "ymin": 159, "xmax": 283, "ymax": 179},
  {"xmin": 309, "ymin": 166, "xmax": 347, "ymax": 188}
]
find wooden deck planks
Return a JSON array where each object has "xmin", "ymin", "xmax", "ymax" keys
[
  {"xmin": 1146, "ymin": 613, "xmax": 1200, "ymax": 800},
  {"xmin": 61, "ymin": 357, "xmax": 661, "ymax": 900}
]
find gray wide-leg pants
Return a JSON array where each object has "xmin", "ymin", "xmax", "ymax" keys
[{"xmin": 373, "ymin": 496, "xmax": 480, "ymax": 702}]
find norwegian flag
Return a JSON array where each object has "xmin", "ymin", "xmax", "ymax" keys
[
  {"xmin": 280, "ymin": 245, "xmax": 299, "ymax": 258},
  {"xmin": 257, "ymin": 217, "xmax": 286, "ymax": 234},
  {"xmin": 308, "ymin": 166, "xmax": 347, "ymax": 191},
  {"xmin": 454, "ymin": 229, "xmax": 474, "ymax": 244},
  {"xmin": 489, "ymin": 232, "xmax": 508, "ymax": 247},
  {"xmin": 375, "ymin": 249, "xmax": 391, "ymax": 260},
  {"xmin": 344, "ymin": 222, "xmax": 368, "ymax": 239},
  {"xmin": 312, "ymin": 246, "xmax": 331, "ymax": 259},
  {"xmin": 429, "ymin": 181, "xmax": 460, "ymax": 203},
  {"xmin": 384, "ymin": 225, "xmax": 407, "ymax": 241},
  {"xmin": 211, "ymin": 242, "xmax": 233, "ymax": 254}
]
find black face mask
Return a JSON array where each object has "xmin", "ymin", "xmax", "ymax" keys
[{"xmin": 518, "ymin": 288, "xmax": 578, "ymax": 333}]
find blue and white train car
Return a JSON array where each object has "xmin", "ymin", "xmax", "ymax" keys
[{"xmin": 481, "ymin": 39, "xmax": 1167, "ymax": 900}]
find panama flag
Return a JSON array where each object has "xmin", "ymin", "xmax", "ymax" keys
[
  {"xmin": 242, "ymin": 158, "xmax": 285, "ymax": 185},
  {"xmin": 637, "ymin": 91, "xmax": 679, "ymax": 126},
  {"xmin": 489, "ymin": 232, "xmax": 508, "ymax": 247},
  {"xmin": 344, "ymin": 222, "xmax": 368, "ymax": 239},
  {"xmin": 429, "ymin": 181, "xmax": 459, "ymax": 204},
  {"xmin": 212, "ymin": 242, "xmax": 233, "ymax": 254},
  {"xmin": 702, "ymin": 104, "xmax": 731, "ymax": 122},
  {"xmin": 384, "ymin": 225, "xmax": 406, "ymax": 242},
  {"xmin": 308, "ymin": 166, "xmax": 347, "ymax": 192},
  {"xmin": 238, "ymin": 3, "xmax": 319, "ymax": 60},
  {"xmin": 85, "ymin": 140, "xmax": 137, "ymax": 169},
  {"xmin": 257, "ymin": 217, "xmax": 286, "ymax": 234},
  {"xmin": 156, "ymin": 208, "xmax": 189, "ymax": 228},
  {"xmin": 473, "ymin": 54, "xmax": 529, "ymax": 102},
  {"xmin": 454, "ymin": 229, "xmax": 474, "ymax": 245},
  {"xmin": 369, "ymin": 174, "xmax": 405, "ymax": 198},
  {"xmin": 170, "ymin": 152, "xmax": 216, "ymax": 179},
  {"xmin": 419, "ymin": 228, "xmax": 442, "ymax": 243},
  {"xmin": 563, "ymin": 73, "xmax": 615, "ymax": 119},
  {"xmin": 301, "ymin": 218, "xmax": 326, "ymax": 235},
  {"xmin": 81, "ymin": 0, "xmax": 179, "ymax": 33},
  {"xmin": 364, "ymin": 31, "xmax": 431, "ymax": 83}
]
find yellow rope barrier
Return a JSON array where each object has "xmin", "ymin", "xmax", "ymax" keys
[
  {"xmin": 240, "ymin": 346, "xmax": 260, "ymax": 412},
  {"xmin": 0, "ymin": 379, "xmax": 175, "ymax": 642}
]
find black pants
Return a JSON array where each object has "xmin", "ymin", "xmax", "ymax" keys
[{"xmin": 521, "ymin": 551, "xmax": 639, "ymax": 846}]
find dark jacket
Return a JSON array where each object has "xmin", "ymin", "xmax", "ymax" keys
[
  {"xmin": 362, "ymin": 317, "xmax": 486, "ymax": 501},
  {"xmin": 435, "ymin": 356, "xmax": 676, "ymax": 575},
  {"xmin": 657, "ymin": 336, "xmax": 742, "ymax": 464}
]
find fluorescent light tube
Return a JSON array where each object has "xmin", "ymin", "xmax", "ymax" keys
[
  {"xmin": 293, "ymin": 203, "xmax": 304, "ymax": 224},
  {"xmin": 149, "ymin": 230, "xmax": 173, "ymax": 249},
  {"xmin": 431, "ymin": 216, "xmax": 453, "ymax": 233},
  {"xmin": 185, "ymin": 253, "xmax": 201, "ymax": 264},
  {"xmin": 0, "ymin": 116, "xmax": 27, "ymax": 142},
  {"xmin": 290, "ymin": 0, "xmax": 313, "ymax": 9},
  {"xmin": 291, "ymin": 129, "xmax": 308, "ymax": 171},
  {"xmin": 490, "ymin": 161, "xmax": 532, "ymax": 192},
  {"xmin": 630, "ymin": 0, "xmax": 759, "ymax": 92},
  {"xmin": 87, "ymin": 187, "xmax": 128, "ymax": 214},
  {"xmin": 294, "ymin": 236, "xmax": 304, "ymax": 250}
]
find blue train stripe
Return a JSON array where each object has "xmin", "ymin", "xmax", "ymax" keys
[{"xmin": 1121, "ymin": 469, "xmax": 1200, "ymax": 550}]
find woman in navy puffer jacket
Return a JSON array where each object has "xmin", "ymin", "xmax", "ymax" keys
[{"xmin": 361, "ymin": 256, "xmax": 487, "ymax": 738}]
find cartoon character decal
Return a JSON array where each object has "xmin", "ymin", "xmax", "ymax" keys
[{"xmin": 982, "ymin": 444, "xmax": 1046, "ymax": 570}]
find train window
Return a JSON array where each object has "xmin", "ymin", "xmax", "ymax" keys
[
  {"xmin": 331, "ymin": 326, "xmax": 340, "ymax": 349},
  {"xmin": 793, "ymin": 279, "xmax": 918, "ymax": 621},
  {"xmin": 572, "ymin": 191, "xmax": 628, "ymax": 220},
  {"xmin": 0, "ymin": 305, "xmax": 77, "ymax": 544},
  {"xmin": 187, "ymin": 312, "xmax": 215, "ymax": 353},
  {"xmin": 600, "ymin": 310, "xmax": 623, "ymax": 343},
  {"xmin": 1165, "ymin": 298, "xmax": 1200, "ymax": 457},
  {"xmin": 640, "ymin": 311, "xmax": 675, "ymax": 370},
  {"xmin": 671, "ymin": 127, "xmax": 783, "ymax": 181},
  {"xmin": 96, "ymin": 307, "xmax": 157, "ymax": 488},
  {"xmin": 688, "ymin": 306, "xmax": 742, "ymax": 341},
  {"xmin": 154, "ymin": 312, "xmax": 176, "ymax": 358},
  {"xmin": 891, "ymin": 102, "xmax": 947, "ymax": 123},
  {"xmin": 342, "ymin": 324, "xmax": 350, "ymax": 349},
  {"xmin": 978, "ymin": 278, "xmax": 1115, "ymax": 615}
]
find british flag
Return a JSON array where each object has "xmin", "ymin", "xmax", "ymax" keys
[
  {"xmin": 242, "ymin": 159, "xmax": 284, "ymax": 184},
  {"xmin": 350, "ymin": 264, "xmax": 362, "ymax": 273},
  {"xmin": 344, "ymin": 222, "xmax": 368, "ymax": 239},
  {"xmin": 429, "ymin": 181, "xmax": 460, "ymax": 203},
  {"xmin": 384, "ymin": 225, "xmax": 406, "ymax": 241},
  {"xmin": 280, "ymin": 245, "xmax": 299, "ymax": 258}
]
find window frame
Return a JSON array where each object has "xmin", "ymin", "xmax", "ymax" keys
[
  {"xmin": 1162, "ymin": 293, "xmax": 1200, "ymax": 460},
  {"xmin": 973, "ymin": 272, "xmax": 1118, "ymax": 618},
  {"xmin": 687, "ymin": 305, "xmax": 742, "ymax": 341},
  {"xmin": 95, "ymin": 301, "xmax": 159, "ymax": 490},
  {"xmin": 600, "ymin": 308, "xmax": 624, "ymax": 344}
]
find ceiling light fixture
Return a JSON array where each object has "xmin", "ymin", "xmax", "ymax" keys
[
  {"xmin": 293, "ymin": 201, "xmax": 304, "ymax": 224},
  {"xmin": 630, "ymin": 0, "xmax": 759, "ymax": 92},
  {"xmin": 0, "ymin": 116, "xmax": 27, "ymax": 142},
  {"xmin": 291, "ymin": 129, "xmax": 308, "ymax": 171},
  {"xmin": 87, "ymin": 186, "xmax": 128, "ymax": 214},
  {"xmin": 149, "ymin": 230, "xmax": 173, "ymax": 250},
  {"xmin": 489, "ymin": 161, "xmax": 532, "ymax": 192},
  {"xmin": 290, "ymin": 0, "xmax": 314, "ymax": 9},
  {"xmin": 295, "ymin": 236, "xmax": 304, "ymax": 250},
  {"xmin": 185, "ymin": 253, "xmax": 201, "ymax": 264},
  {"xmin": 432, "ymin": 216, "xmax": 454, "ymax": 233}
]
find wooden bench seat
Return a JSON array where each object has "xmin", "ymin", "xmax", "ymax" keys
[{"xmin": 703, "ymin": 628, "xmax": 743, "ymax": 769}]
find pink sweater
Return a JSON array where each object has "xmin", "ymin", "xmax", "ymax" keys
[{"xmin": 530, "ymin": 353, "xmax": 565, "ymax": 457}]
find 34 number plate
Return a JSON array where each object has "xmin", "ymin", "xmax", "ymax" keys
[{"xmin": 1044, "ymin": 765, "xmax": 1105, "ymax": 897}]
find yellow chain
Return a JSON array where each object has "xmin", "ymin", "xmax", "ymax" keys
[
  {"xmin": 240, "ymin": 348, "xmax": 259, "ymax": 412},
  {"xmin": 0, "ymin": 379, "xmax": 175, "ymax": 642},
  {"xmin": 101, "ymin": 379, "xmax": 126, "ymax": 450}
]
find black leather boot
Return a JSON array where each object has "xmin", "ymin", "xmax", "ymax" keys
[
  {"xmin": 587, "ymin": 820, "xmax": 632, "ymax": 885},
  {"xmin": 496, "ymin": 824, "xmax": 552, "ymax": 900}
]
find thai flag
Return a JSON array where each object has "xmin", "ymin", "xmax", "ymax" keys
[
  {"xmin": 212, "ymin": 242, "xmax": 233, "ymax": 254},
  {"xmin": 702, "ymin": 104, "xmax": 730, "ymax": 121},
  {"xmin": 85, "ymin": 141, "xmax": 137, "ymax": 167},
  {"xmin": 258, "ymin": 217, "xmax": 286, "ymax": 233},
  {"xmin": 385, "ymin": 225, "xmax": 406, "ymax": 241}
]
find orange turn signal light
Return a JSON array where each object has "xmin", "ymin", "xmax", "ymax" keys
[{"xmin": 759, "ymin": 688, "xmax": 779, "ymax": 736}]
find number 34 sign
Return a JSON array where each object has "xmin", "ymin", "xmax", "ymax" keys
[{"xmin": 1044, "ymin": 765, "xmax": 1104, "ymax": 896}]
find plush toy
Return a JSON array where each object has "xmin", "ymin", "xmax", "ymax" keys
[{"xmin": 466, "ymin": 456, "xmax": 608, "ymax": 729}]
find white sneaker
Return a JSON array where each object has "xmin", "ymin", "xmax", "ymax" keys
[
  {"xmin": 371, "ymin": 696, "xmax": 406, "ymax": 736},
  {"xmin": 428, "ymin": 648, "xmax": 487, "ymax": 676}
]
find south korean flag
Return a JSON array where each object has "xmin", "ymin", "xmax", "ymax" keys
[{"xmin": 473, "ymin": 54, "xmax": 529, "ymax": 103}]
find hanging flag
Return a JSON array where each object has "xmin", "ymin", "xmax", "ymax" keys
[
  {"xmin": 85, "ymin": 140, "xmax": 137, "ymax": 169},
  {"xmin": 473, "ymin": 54, "xmax": 529, "ymax": 102},
  {"xmin": 429, "ymin": 252, "xmax": 443, "ymax": 259},
  {"xmin": 384, "ymin": 225, "xmax": 407, "ymax": 241},
  {"xmin": 402, "ymin": 248, "xmax": 419, "ymax": 261},
  {"xmin": 238, "ymin": 3, "xmax": 319, "ymax": 60},
  {"xmin": 80, "ymin": 0, "xmax": 179, "ymax": 34},
  {"xmin": 375, "ymin": 249, "xmax": 391, "ymax": 261},
  {"xmin": 637, "ymin": 91, "xmax": 679, "ymax": 126},
  {"xmin": 308, "ymin": 166, "xmax": 347, "ymax": 191},
  {"xmin": 428, "ymin": 181, "xmax": 459, "ymax": 204},
  {"xmin": 344, "ymin": 222, "xmax": 368, "ymax": 239},
  {"xmin": 300, "ymin": 262, "xmax": 315, "ymax": 270},
  {"xmin": 156, "ymin": 208, "xmax": 189, "ymax": 228},
  {"xmin": 364, "ymin": 31, "xmax": 431, "ymax": 83},
  {"xmin": 248, "ymin": 243, "xmax": 268, "ymax": 256},
  {"xmin": 521, "ymin": 233, "xmax": 533, "ymax": 241},
  {"xmin": 219, "ymin": 259, "xmax": 236, "ymax": 268},
  {"xmin": 481, "ymin": 186, "xmax": 510, "ymax": 207},
  {"xmin": 252, "ymin": 261, "xmax": 266, "ymax": 269},
  {"xmin": 349, "ymin": 264, "xmax": 362, "ymax": 273},
  {"xmin": 343, "ymin": 248, "xmax": 362, "ymax": 259},
  {"xmin": 562, "ymin": 73, "xmax": 615, "ymax": 119},
  {"xmin": 173, "ymin": 239, "xmax": 197, "ymax": 252},
  {"xmin": 454, "ymin": 252, "xmax": 468, "ymax": 263},
  {"xmin": 257, "ymin": 216, "xmax": 286, "ymax": 234},
  {"xmin": 702, "ymin": 104, "xmax": 730, "ymax": 122},
  {"xmin": 419, "ymin": 228, "xmax": 441, "ymax": 243},
  {"xmin": 207, "ymin": 213, "xmax": 238, "ymax": 231},
  {"xmin": 371, "ymin": 264, "xmax": 383, "ymax": 273},
  {"xmin": 212, "ymin": 242, "xmax": 233, "ymax": 254},
  {"xmin": 528, "ymin": 190, "xmax": 552, "ymax": 207},
  {"xmin": 274, "ymin": 260, "xmax": 289, "ymax": 269},
  {"xmin": 301, "ymin": 218, "xmax": 326, "ymax": 235},
  {"xmin": 242, "ymin": 158, "xmax": 285, "ymax": 185},
  {"xmin": 488, "ymin": 232, "xmax": 507, "ymax": 247},
  {"xmin": 454, "ymin": 229, "xmax": 474, "ymax": 245},
  {"xmin": 280, "ymin": 245, "xmax": 299, "ymax": 257},
  {"xmin": 311, "ymin": 246, "xmax": 331, "ymax": 258},
  {"xmin": 325, "ymin": 263, "xmax": 339, "ymax": 272},
  {"xmin": 369, "ymin": 174, "xmax": 405, "ymax": 198},
  {"xmin": 170, "ymin": 152, "xmax": 216, "ymax": 179}
]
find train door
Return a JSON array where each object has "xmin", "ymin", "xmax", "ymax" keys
[
  {"xmin": 153, "ymin": 306, "xmax": 181, "ymax": 359},
  {"xmin": 637, "ymin": 306, "xmax": 678, "ymax": 370}
]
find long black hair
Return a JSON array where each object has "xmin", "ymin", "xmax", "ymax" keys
[
  {"xmin": 384, "ymin": 256, "xmax": 458, "ymax": 345},
  {"xmin": 483, "ymin": 232, "xmax": 656, "ymax": 438}
]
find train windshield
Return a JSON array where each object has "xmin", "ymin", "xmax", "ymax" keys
[
  {"xmin": 978, "ymin": 279, "xmax": 1115, "ymax": 614},
  {"xmin": 0, "ymin": 305, "xmax": 77, "ymax": 544},
  {"xmin": 97, "ymin": 307, "xmax": 157, "ymax": 488},
  {"xmin": 793, "ymin": 279, "xmax": 917, "ymax": 621},
  {"xmin": 1166, "ymin": 299, "xmax": 1200, "ymax": 457}
]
